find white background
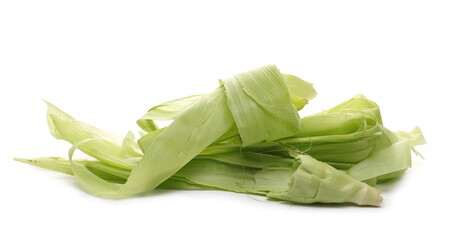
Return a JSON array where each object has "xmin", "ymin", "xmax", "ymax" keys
[{"xmin": 0, "ymin": 1, "xmax": 449, "ymax": 239}]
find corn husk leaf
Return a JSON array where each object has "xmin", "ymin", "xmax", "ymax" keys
[
  {"xmin": 137, "ymin": 94, "xmax": 206, "ymax": 132},
  {"xmin": 15, "ymin": 65, "xmax": 424, "ymax": 206},
  {"xmin": 221, "ymin": 65, "xmax": 301, "ymax": 146},
  {"xmin": 46, "ymin": 102, "xmax": 138, "ymax": 170}
]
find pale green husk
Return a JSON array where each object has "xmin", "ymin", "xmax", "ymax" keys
[{"xmin": 15, "ymin": 65, "xmax": 424, "ymax": 206}]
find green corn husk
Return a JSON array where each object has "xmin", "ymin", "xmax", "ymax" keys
[
  {"xmin": 15, "ymin": 65, "xmax": 424, "ymax": 206},
  {"xmin": 267, "ymin": 154, "xmax": 382, "ymax": 206},
  {"xmin": 137, "ymin": 94, "xmax": 207, "ymax": 132}
]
